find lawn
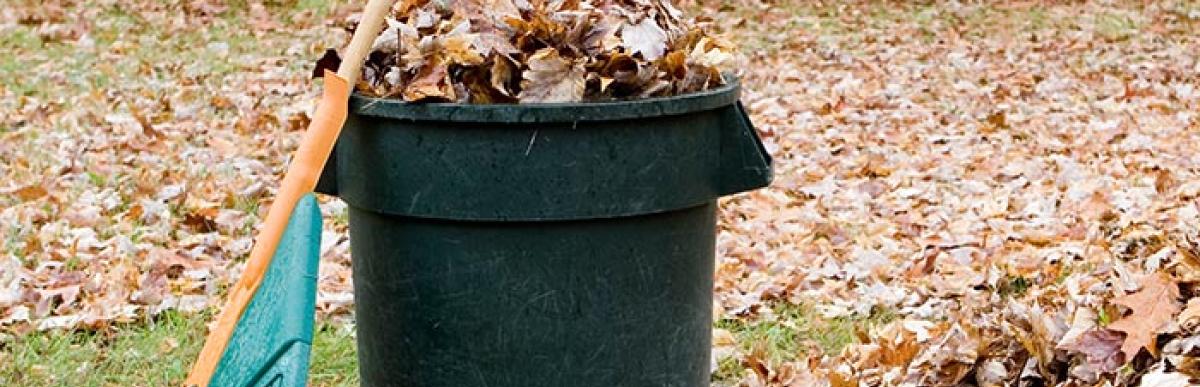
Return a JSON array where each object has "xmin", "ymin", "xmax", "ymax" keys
[
  {"xmin": 4, "ymin": 0, "xmax": 1200, "ymax": 385},
  {"xmin": 0, "ymin": 311, "xmax": 357, "ymax": 386}
]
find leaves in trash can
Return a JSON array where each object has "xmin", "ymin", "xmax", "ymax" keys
[{"xmin": 332, "ymin": 0, "xmax": 733, "ymax": 103}]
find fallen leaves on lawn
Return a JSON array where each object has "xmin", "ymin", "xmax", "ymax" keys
[
  {"xmin": 5, "ymin": 1, "xmax": 1200, "ymax": 387},
  {"xmin": 711, "ymin": 0, "xmax": 1200, "ymax": 385},
  {"xmin": 1, "ymin": 1, "xmax": 354, "ymax": 337}
]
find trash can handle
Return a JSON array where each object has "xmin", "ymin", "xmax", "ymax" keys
[{"xmin": 717, "ymin": 101, "xmax": 773, "ymax": 196}]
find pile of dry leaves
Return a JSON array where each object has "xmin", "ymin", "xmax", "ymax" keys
[{"xmin": 333, "ymin": 0, "xmax": 733, "ymax": 103}]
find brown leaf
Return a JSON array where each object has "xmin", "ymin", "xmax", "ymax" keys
[
  {"xmin": 1060, "ymin": 329, "xmax": 1125, "ymax": 373},
  {"xmin": 1107, "ymin": 272, "xmax": 1181, "ymax": 358},
  {"xmin": 490, "ymin": 55, "xmax": 517, "ymax": 97},
  {"xmin": 583, "ymin": 15, "xmax": 622, "ymax": 55},
  {"xmin": 1177, "ymin": 298, "xmax": 1200, "ymax": 332},
  {"xmin": 621, "ymin": 17, "xmax": 669, "ymax": 60},
  {"xmin": 129, "ymin": 104, "xmax": 165, "ymax": 139},
  {"xmin": 519, "ymin": 48, "xmax": 585, "ymax": 103},
  {"xmin": 4, "ymin": 184, "xmax": 48, "ymax": 201},
  {"xmin": 1154, "ymin": 168, "xmax": 1176, "ymax": 195},
  {"xmin": 403, "ymin": 64, "xmax": 455, "ymax": 102},
  {"xmin": 182, "ymin": 208, "xmax": 219, "ymax": 233},
  {"xmin": 346, "ymin": 0, "xmax": 727, "ymax": 103},
  {"xmin": 185, "ymin": 0, "xmax": 227, "ymax": 17},
  {"xmin": 440, "ymin": 34, "xmax": 486, "ymax": 66}
]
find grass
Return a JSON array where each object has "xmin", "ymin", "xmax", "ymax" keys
[
  {"xmin": 0, "ymin": 2, "xmax": 357, "ymax": 385},
  {"xmin": 711, "ymin": 302, "xmax": 896, "ymax": 384},
  {"xmin": 309, "ymin": 325, "xmax": 359, "ymax": 386},
  {"xmin": 0, "ymin": 302, "xmax": 889, "ymax": 386},
  {"xmin": 0, "ymin": 0, "xmax": 336, "ymax": 102},
  {"xmin": 1095, "ymin": 11, "xmax": 1141, "ymax": 41},
  {"xmin": 728, "ymin": 0, "xmax": 1121, "ymax": 51},
  {"xmin": 0, "ymin": 311, "xmax": 205, "ymax": 386},
  {"xmin": 1, "ymin": 0, "xmax": 1058, "ymax": 384},
  {"xmin": 0, "ymin": 311, "xmax": 359, "ymax": 386}
]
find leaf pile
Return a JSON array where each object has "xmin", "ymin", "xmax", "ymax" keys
[{"xmin": 346, "ymin": 0, "xmax": 733, "ymax": 103}]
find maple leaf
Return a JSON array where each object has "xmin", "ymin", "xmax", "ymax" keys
[
  {"xmin": 1107, "ymin": 272, "xmax": 1181, "ymax": 358},
  {"xmin": 518, "ymin": 48, "xmax": 585, "ymax": 102}
]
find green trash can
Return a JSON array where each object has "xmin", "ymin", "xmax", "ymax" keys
[{"xmin": 316, "ymin": 79, "xmax": 771, "ymax": 387}]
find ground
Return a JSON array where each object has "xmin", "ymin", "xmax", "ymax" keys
[{"xmin": 2, "ymin": 0, "xmax": 1200, "ymax": 386}]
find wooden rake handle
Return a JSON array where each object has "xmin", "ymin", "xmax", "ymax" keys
[{"xmin": 184, "ymin": 0, "xmax": 395, "ymax": 385}]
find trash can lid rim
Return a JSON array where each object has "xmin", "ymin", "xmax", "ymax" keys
[{"xmin": 348, "ymin": 77, "xmax": 740, "ymax": 123}]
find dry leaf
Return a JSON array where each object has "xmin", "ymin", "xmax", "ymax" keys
[
  {"xmin": 344, "ymin": 0, "xmax": 727, "ymax": 102},
  {"xmin": 1108, "ymin": 272, "xmax": 1182, "ymax": 358},
  {"xmin": 441, "ymin": 33, "xmax": 486, "ymax": 66},
  {"xmin": 4, "ymin": 184, "xmax": 48, "ymax": 201},
  {"xmin": 519, "ymin": 48, "xmax": 585, "ymax": 102},
  {"xmin": 1139, "ymin": 368, "xmax": 1194, "ymax": 387},
  {"xmin": 1060, "ymin": 329, "xmax": 1126, "ymax": 373},
  {"xmin": 490, "ymin": 55, "xmax": 516, "ymax": 96},
  {"xmin": 10, "ymin": 2, "xmax": 1200, "ymax": 386},
  {"xmin": 403, "ymin": 63, "xmax": 455, "ymax": 102},
  {"xmin": 1178, "ymin": 298, "xmax": 1200, "ymax": 332},
  {"xmin": 621, "ymin": 17, "xmax": 669, "ymax": 60}
]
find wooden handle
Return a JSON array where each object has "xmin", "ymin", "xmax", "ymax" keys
[
  {"xmin": 184, "ymin": 1, "xmax": 394, "ymax": 385},
  {"xmin": 338, "ymin": 0, "xmax": 393, "ymax": 84}
]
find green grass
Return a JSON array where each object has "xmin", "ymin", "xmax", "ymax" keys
[
  {"xmin": 2, "ymin": 303, "xmax": 891, "ymax": 387},
  {"xmin": 0, "ymin": 311, "xmax": 205, "ymax": 386},
  {"xmin": 1095, "ymin": 11, "xmax": 1141, "ymax": 41},
  {"xmin": 0, "ymin": 0, "xmax": 334, "ymax": 101},
  {"xmin": 1, "ymin": 2, "xmax": 357, "ymax": 383},
  {"xmin": 711, "ymin": 302, "xmax": 895, "ymax": 384},
  {"xmin": 0, "ymin": 311, "xmax": 359, "ymax": 386},
  {"xmin": 309, "ymin": 324, "xmax": 359, "ymax": 386}
]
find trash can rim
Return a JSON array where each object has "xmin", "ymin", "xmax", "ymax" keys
[{"xmin": 348, "ymin": 77, "xmax": 741, "ymax": 123}]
